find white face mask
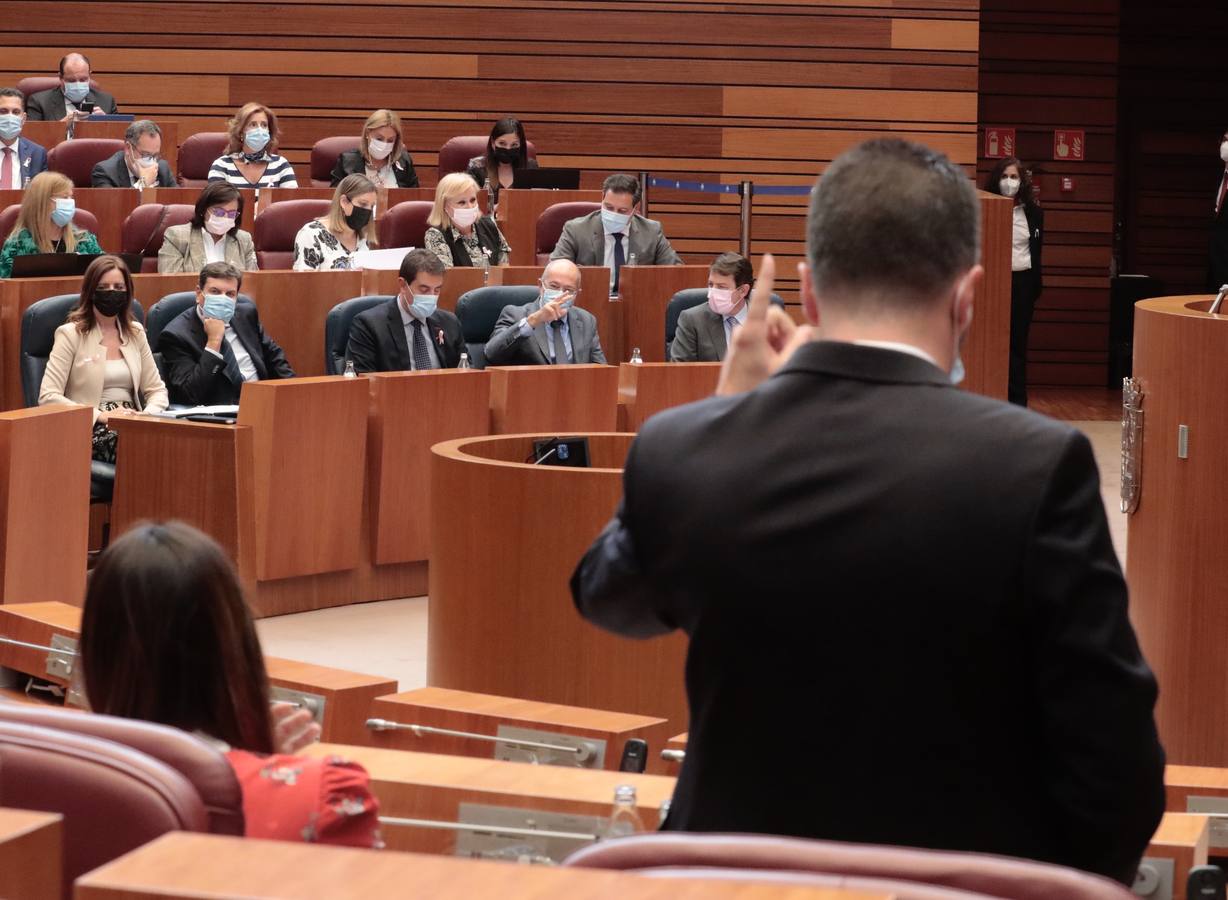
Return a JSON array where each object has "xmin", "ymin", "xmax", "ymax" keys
[
  {"xmin": 368, "ymin": 137, "xmax": 394, "ymax": 161},
  {"xmin": 1220, "ymin": 141, "xmax": 1228, "ymax": 163},
  {"xmin": 450, "ymin": 205, "xmax": 481, "ymax": 228},
  {"xmin": 205, "ymin": 213, "xmax": 234, "ymax": 236},
  {"xmin": 999, "ymin": 176, "xmax": 1020, "ymax": 198}
]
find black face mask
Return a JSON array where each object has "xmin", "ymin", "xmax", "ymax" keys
[
  {"xmin": 345, "ymin": 205, "xmax": 373, "ymax": 232},
  {"xmin": 492, "ymin": 146, "xmax": 520, "ymax": 165},
  {"xmin": 94, "ymin": 289, "xmax": 129, "ymax": 317}
]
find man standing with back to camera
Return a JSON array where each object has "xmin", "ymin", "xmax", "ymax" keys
[{"xmin": 572, "ymin": 138, "xmax": 1165, "ymax": 885}]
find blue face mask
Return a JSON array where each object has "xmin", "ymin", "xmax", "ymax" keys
[
  {"xmin": 63, "ymin": 81, "xmax": 89, "ymax": 104},
  {"xmin": 243, "ymin": 127, "xmax": 270, "ymax": 153},
  {"xmin": 0, "ymin": 114, "xmax": 21, "ymax": 141},
  {"xmin": 201, "ymin": 293, "xmax": 236, "ymax": 323},
  {"xmin": 601, "ymin": 208, "xmax": 631, "ymax": 235},
  {"xmin": 541, "ymin": 288, "xmax": 573, "ymax": 311},
  {"xmin": 410, "ymin": 294, "xmax": 437, "ymax": 318},
  {"xmin": 50, "ymin": 198, "xmax": 75, "ymax": 227},
  {"xmin": 950, "ymin": 298, "xmax": 967, "ymax": 385}
]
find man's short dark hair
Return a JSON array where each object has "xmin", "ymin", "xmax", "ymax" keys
[
  {"xmin": 0, "ymin": 87, "xmax": 23, "ymax": 103},
  {"xmin": 710, "ymin": 252, "xmax": 753, "ymax": 288},
  {"xmin": 602, "ymin": 173, "xmax": 641, "ymax": 205},
  {"xmin": 399, "ymin": 247, "xmax": 446, "ymax": 284},
  {"xmin": 199, "ymin": 261, "xmax": 243, "ymax": 290},
  {"xmin": 807, "ymin": 138, "xmax": 979, "ymax": 308},
  {"xmin": 58, "ymin": 54, "xmax": 91, "ymax": 77},
  {"xmin": 125, "ymin": 119, "xmax": 161, "ymax": 146}
]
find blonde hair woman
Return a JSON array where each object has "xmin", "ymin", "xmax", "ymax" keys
[
  {"xmin": 0, "ymin": 171, "xmax": 102, "ymax": 278},
  {"xmin": 207, "ymin": 102, "xmax": 298, "ymax": 189},
  {"xmin": 423, "ymin": 172, "xmax": 509, "ymax": 269},
  {"xmin": 292, "ymin": 173, "xmax": 377, "ymax": 271},
  {"xmin": 330, "ymin": 109, "xmax": 419, "ymax": 188}
]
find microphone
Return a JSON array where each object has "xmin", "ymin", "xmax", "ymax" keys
[
  {"xmin": 1210, "ymin": 284, "xmax": 1228, "ymax": 315},
  {"xmin": 364, "ymin": 718, "xmax": 595, "ymax": 762}
]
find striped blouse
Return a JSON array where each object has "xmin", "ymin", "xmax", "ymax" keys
[{"xmin": 208, "ymin": 154, "xmax": 299, "ymax": 189}]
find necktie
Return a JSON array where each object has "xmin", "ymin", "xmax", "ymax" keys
[
  {"xmin": 551, "ymin": 320, "xmax": 570, "ymax": 365},
  {"xmin": 725, "ymin": 315, "xmax": 739, "ymax": 348},
  {"xmin": 612, "ymin": 232, "xmax": 625, "ymax": 294},
  {"xmin": 218, "ymin": 336, "xmax": 243, "ymax": 385},
  {"xmin": 1217, "ymin": 173, "xmax": 1228, "ymax": 216},
  {"xmin": 0, "ymin": 148, "xmax": 12, "ymax": 191},
  {"xmin": 410, "ymin": 320, "xmax": 434, "ymax": 370}
]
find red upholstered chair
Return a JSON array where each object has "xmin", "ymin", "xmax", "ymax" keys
[
  {"xmin": 535, "ymin": 201, "xmax": 600, "ymax": 265},
  {"xmin": 437, "ymin": 135, "xmax": 538, "ymax": 181},
  {"xmin": 0, "ymin": 203, "xmax": 99, "ymax": 241},
  {"xmin": 47, "ymin": 138, "xmax": 125, "ymax": 187},
  {"xmin": 311, "ymin": 136, "xmax": 362, "ymax": 187},
  {"xmin": 177, "ymin": 132, "xmax": 230, "ymax": 187},
  {"xmin": 0, "ymin": 719, "xmax": 212, "ymax": 898},
  {"xmin": 121, "ymin": 203, "xmax": 196, "ymax": 272},
  {"xmin": 377, "ymin": 200, "xmax": 433, "ymax": 250},
  {"xmin": 564, "ymin": 834, "xmax": 1136, "ymax": 900},
  {"xmin": 254, "ymin": 199, "xmax": 331, "ymax": 269},
  {"xmin": 16, "ymin": 76, "xmax": 101, "ymax": 99}
]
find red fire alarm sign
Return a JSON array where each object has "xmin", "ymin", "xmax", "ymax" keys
[
  {"xmin": 984, "ymin": 128, "xmax": 1015, "ymax": 159},
  {"xmin": 1054, "ymin": 130, "xmax": 1085, "ymax": 161}
]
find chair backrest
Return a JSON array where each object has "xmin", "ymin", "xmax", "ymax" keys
[
  {"xmin": 21, "ymin": 293, "xmax": 145, "ymax": 407},
  {"xmin": 455, "ymin": 285, "xmax": 541, "ymax": 368},
  {"xmin": 17, "ymin": 76, "xmax": 101, "ymax": 99},
  {"xmin": 0, "ymin": 704, "xmax": 243, "ymax": 837},
  {"xmin": 254, "ymin": 199, "xmax": 331, "ymax": 269},
  {"xmin": 146, "ymin": 291, "xmax": 200, "ymax": 352},
  {"xmin": 535, "ymin": 201, "xmax": 601, "ymax": 265},
  {"xmin": 177, "ymin": 132, "xmax": 230, "ymax": 187},
  {"xmin": 121, "ymin": 203, "xmax": 195, "ymax": 272},
  {"xmin": 1, "ymin": 203, "xmax": 100, "ymax": 243},
  {"xmin": 0, "ymin": 719, "xmax": 210, "ymax": 898},
  {"xmin": 310, "ymin": 136, "xmax": 363, "ymax": 187},
  {"xmin": 438, "ymin": 135, "xmax": 539, "ymax": 181},
  {"xmin": 377, "ymin": 200, "xmax": 433, "ymax": 251},
  {"xmin": 47, "ymin": 138, "xmax": 125, "ymax": 188},
  {"xmin": 664, "ymin": 288, "xmax": 785, "ymax": 357},
  {"xmin": 563, "ymin": 834, "xmax": 1136, "ymax": 900},
  {"xmin": 326, "ymin": 295, "xmax": 393, "ymax": 374}
]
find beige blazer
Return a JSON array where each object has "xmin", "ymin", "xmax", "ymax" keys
[
  {"xmin": 157, "ymin": 223, "xmax": 258, "ymax": 274},
  {"xmin": 39, "ymin": 321, "xmax": 169, "ymax": 424}
]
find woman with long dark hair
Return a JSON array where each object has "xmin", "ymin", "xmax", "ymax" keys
[
  {"xmin": 985, "ymin": 157, "xmax": 1043, "ymax": 406},
  {"xmin": 464, "ymin": 116, "xmax": 536, "ymax": 206}
]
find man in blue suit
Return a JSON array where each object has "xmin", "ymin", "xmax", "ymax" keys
[{"xmin": 0, "ymin": 87, "xmax": 47, "ymax": 189}]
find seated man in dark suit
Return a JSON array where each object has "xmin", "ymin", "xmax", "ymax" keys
[
  {"xmin": 91, "ymin": 119, "xmax": 177, "ymax": 188},
  {"xmin": 484, "ymin": 259, "xmax": 607, "ymax": 366},
  {"xmin": 671, "ymin": 252, "xmax": 753, "ymax": 362},
  {"xmin": 346, "ymin": 248, "xmax": 465, "ymax": 372},
  {"xmin": 573, "ymin": 138, "xmax": 1165, "ymax": 885},
  {"xmin": 550, "ymin": 173, "xmax": 681, "ymax": 293},
  {"xmin": 157, "ymin": 261, "xmax": 294, "ymax": 406},
  {"xmin": 25, "ymin": 53, "xmax": 119, "ymax": 122},
  {"xmin": 0, "ymin": 87, "xmax": 47, "ymax": 188}
]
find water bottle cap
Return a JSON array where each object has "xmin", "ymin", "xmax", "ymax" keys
[{"xmin": 615, "ymin": 784, "xmax": 636, "ymax": 803}]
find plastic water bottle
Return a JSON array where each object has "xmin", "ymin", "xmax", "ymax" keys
[
  {"xmin": 627, "ymin": 252, "xmax": 638, "ymax": 267},
  {"xmin": 603, "ymin": 784, "xmax": 644, "ymax": 839},
  {"xmin": 342, "ymin": 360, "xmax": 357, "ymax": 379},
  {"xmin": 457, "ymin": 353, "xmax": 472, "ymax": 370},
  {"xmin": 629, "ymin": 347, "xmax": 643, "ymax": 365}
]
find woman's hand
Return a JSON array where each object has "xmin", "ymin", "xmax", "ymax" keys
[{"xmin": 271, "ymin": 701, "xmax": 322, "ymax": 754}]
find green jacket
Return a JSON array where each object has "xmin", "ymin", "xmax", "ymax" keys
[{"xmin": 0, "ymin": 227, "xmax": 104, "ymax": 278}]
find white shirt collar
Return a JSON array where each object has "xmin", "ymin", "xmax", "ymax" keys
[
  {"xmin": 852, "ymin": 339, "xmax": 938, "ymax": 367},
  {"xmin": 727, "ymin": 302, "xmax": 750, "ymax": 325},
  {"xmin": 0, "ymin": 137, "xmax": 17, "ymax": 151},
  {"xmin": 398, "ymin": 296, "xmax": 428, "ymax": 325}
]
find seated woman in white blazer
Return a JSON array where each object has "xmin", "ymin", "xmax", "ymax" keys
[
  {"xmin": 39, "ymin": 255, "xmax": 168, "ymax": 463},
  {"xmin": 158, "ymin": 181, "xmax": 258, "ymax": 274}
]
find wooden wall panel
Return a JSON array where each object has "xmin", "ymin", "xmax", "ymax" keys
[
  {"xmin": 977, "ymin": 1, "xmax": 1119, "ymax": 387},
  {"xmin": 0, "ymin": 1, "xmax": 979, "ymax": 306}
]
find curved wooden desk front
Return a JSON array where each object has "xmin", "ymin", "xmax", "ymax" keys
[
  {"xmin": 1129, "ymin": 295, "xmax": 1228, "ymax": 766},
  {"xmin": 428, "ymin": 434, "xmax": 688, "ymax": 730}
]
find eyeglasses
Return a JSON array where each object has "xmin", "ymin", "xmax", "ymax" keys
[{"xmin": 208, "ymin": 207, "xmax": 240, "ymax": 219}]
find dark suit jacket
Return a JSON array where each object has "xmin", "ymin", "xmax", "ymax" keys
[
  {"xmin": 346, "ymin": 299, "xmax": 464, "ymax": 372},
  {"xmin": 90, "ymin": 150, "xmax": 176, "ymax": 188},
  {"xmin": 25, "ymin": 87, "xmax": 118, "ymax": 121},
  {"xmin": 550, "ymin": 210, "xmax": 681, "ymax": 267},
  {"xmin": 156, "ymin": 300, "xmax": 294, "ymax": 406},
  {"xmin": 670, "ymin": 303, "xmax": 727, "ymax": 362},
  {"xmin": 330, "ymin": 148, "xmax": 419, "ymax": 188},
  {"xmin": 8, "ymin": 137, "xmax": 47, "ymax": 185},
  {"xmin": 484, "ymin": 301, "xmax": 607, "ymax": 366},
  {"xmin": 572, "ymin": 340, "xmax": 1165, "ymax": 885},
  {"xmin": 1022, "ymin": 203, "xmax": 1044, "ymax": 292}
]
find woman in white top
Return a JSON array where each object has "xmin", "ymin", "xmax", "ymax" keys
[
  {"xmin": 985, "ymin": 157, "xmax": 1044, "ymax": 407},
  {"xmin": 158, "ymin": 181, "xmax": 257, "ymax": 273},
  {"xmin": 330, "ymin": 109, "xmax": 419, "ymax": 189},
  {"xmin": 208, "ymin": 102, "xmax": 298, "ymax": 189},
  {"xmin": 292, "ymin": 174, "xmax": 378, "ymax": 271},
  {"xmin": 39, "ymin": 255, "xmax": 168, "ymax": 463}
]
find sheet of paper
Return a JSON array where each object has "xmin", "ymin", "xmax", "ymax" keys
[{"xmin": 351, "ymin": 246, "xmax": 415, "ymax": 270}]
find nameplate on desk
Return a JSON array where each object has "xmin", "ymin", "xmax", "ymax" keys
[
  {"xmin": 1186, "ymin": 796, "xmax": 1228, "ymax": 848},
  {"xmin": 269, "ymin": 686, "xmax": 326, "ymax": 725},
  {"xmin": 154, "ymin": 405, "xmax": 240, "ymax": 424},
  {"xmin": 454, "ymin": 802, "xmax": 603, "ymax": 864},
  {"xmin": 494, "ymin": 725, "xmax": 605, "ymax": 769}
]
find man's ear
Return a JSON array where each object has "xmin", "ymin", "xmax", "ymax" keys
[
  {"xmin": 955, "ymin": 265, "xmax": 983, "ymax": 333},
  {"xmin": 798, "ymin": 262, "xmax": 820, "ymax": 327},
  {"xmin": 397, "ymin": 277, "xmax": 409, "ymax": 295}
]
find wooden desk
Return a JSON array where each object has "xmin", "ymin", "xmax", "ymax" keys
[
  {"xmin": 0, "ymin": 406, "xmax": 90, "ymax": 605},
  {"xmin": 0, "ymin": 808, "xmax": 61, "ymax": 900},
  {"xmin": 497, "ymin": 188, "xmax": 601, "ymax": 267},
  {"xmin": 143, "ymin": 186, "xmax": 260, "ymax": 234},
  {"xmin": 965, "ymin": 191, "xmax": 1013, "ymax": 401},
  {"xmin": 367, "ymin": 370, "xmax": 491, "ymax": 565},
  {"xmin": 618, "ymin": 362, "xmax": 719, "ymax": 431},
  {"xmin": 1142, "ymin": 813, "xmax": 1209, "ymax": 897},
  {"xmin": 1127, "ymin": 296, "xmax": 1228, "ymax": 766},
  {"xmin": 76, "ymin": 831, "xmax": 885, "ymax": 900},
  {"xmin": 429, "ymin": 435, "xmax": 688, "ymax": 728},
  {"xmin": 364, "ymin": 686, "xmax": 672, "ymax": 774},
  {"xmin": 488, "ymin": 364, "xmax": 619, "ymax": 434},
  {"xmin": 493, "ymin": 265, "xmax": 621, "ymax": 364},
  {"xmin": 619, "ymin": 265, "xmax": 709, "ymax": 364},
  {"xmin": 259, "ymin": 186, "xmax": 435, "ymax": 220},
  {"xmin": 23, "ymin": 120, "xmax": 179, "ymax": 178}
]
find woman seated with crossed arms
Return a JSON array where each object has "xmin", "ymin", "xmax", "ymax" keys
[
  {"xmin": 158, "ymin": 181, "xmax": 258, "ymax": 273},
  {"xmin": 0, "ymin": 171, "xmax": 103, "ymax": 278},
  {"xmin": 39, "ymin": 255, "xmax": 167, "ymax": 464},
  {"xmin": 424, "ymin": 172, "xmax": 510, "ymax": 270},
  {"xmin": 79, "ymin": 520, "xmax": 382, "ymax": 847},
  {"xmin": 293, "ymin": 173, "xmax": 378, "ymax": 271}
]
